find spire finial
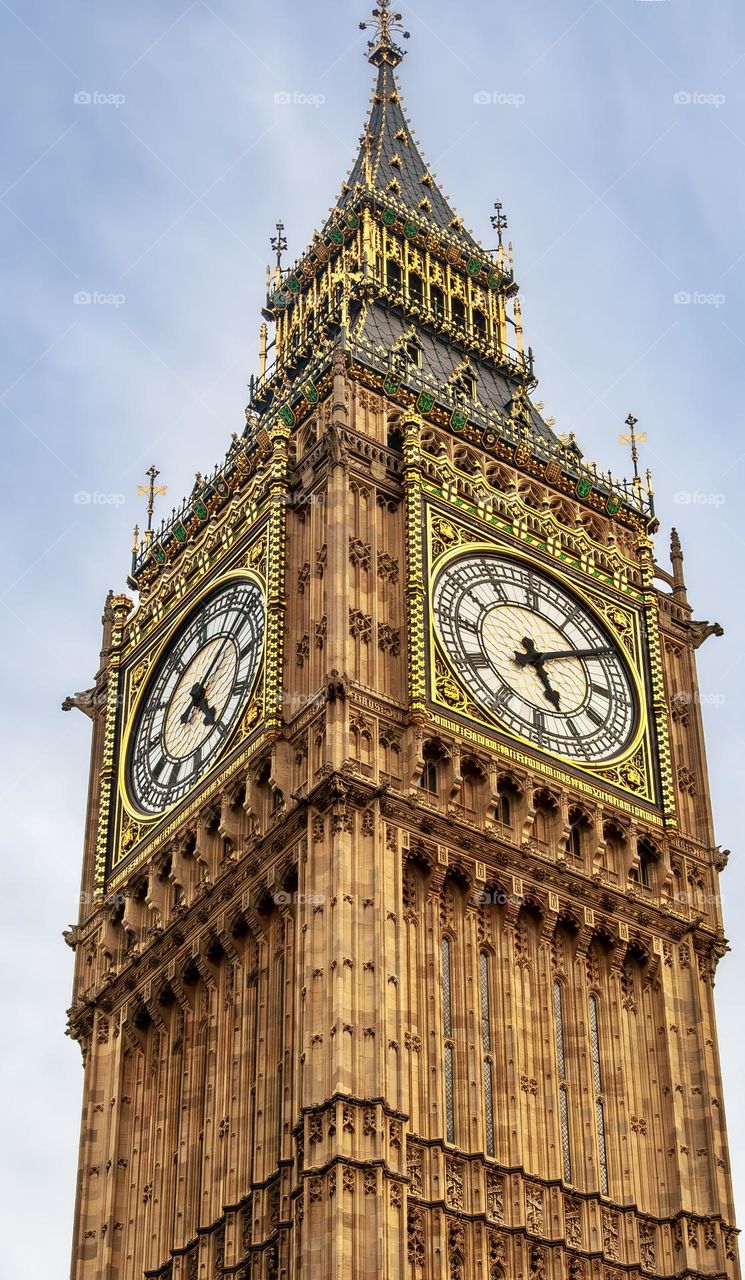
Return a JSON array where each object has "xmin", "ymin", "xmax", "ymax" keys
[
  {"xmin": 360, "ymin": 1, "xmax": 410, "ymax": 67},
  {"xmin": 491, "ymin": 200, "xmax": 508, "ymax": 249},
  {"xmin": 619, "ymin": 412, "xmax": 647, "ymax": 490},
  {"xmin": 137, "ymin": 465, "xmax": 167, "ymax": 543},
  {"xmin": 270, "ymin": 220, "xmax": 287, "ymax": 273}
]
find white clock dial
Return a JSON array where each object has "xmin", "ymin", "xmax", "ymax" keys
[
  {"xmin": 432, "ymin": 553, "xmax": 637, "ymax": 764},
  {"xmin": 126, "ymin": 578, "xmax": 265, "ymax": 816}
]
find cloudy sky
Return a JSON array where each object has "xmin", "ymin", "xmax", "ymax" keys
[{"xmin": 1, "ymin": 0, "xmax": 744, "ymax": 1271}]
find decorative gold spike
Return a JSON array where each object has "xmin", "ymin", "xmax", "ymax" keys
[
  {"xmin": 619, "ymin": 413, "xmax": 648, "ymax": 487},
  {"xmin": 137, "ymin": 466, "xmax": 167, "ymax": 535},
  {"xmin": 259, "ymin": 322, "xmax": 268, "ymax": 380}
]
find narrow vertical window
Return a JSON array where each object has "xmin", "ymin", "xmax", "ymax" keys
[
  {"xmin": 553, "ymin": 980, "xmax": 572, "ymax": 1183},
  {"xmin": 442, "ymin": 936, "xmax": 455, "ymax": 1143},
  {"xmin": 480, "ymin": 951, "xmax": 495, "ymax": 1157},
  {"xmin": 589, "ymin": 994, "xmax": 609, "ymax": 1195}
]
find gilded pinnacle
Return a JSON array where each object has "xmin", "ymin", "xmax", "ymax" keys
[{"xmin": 360, "ymin": 0, "xmax": 410, "ymax": 67}]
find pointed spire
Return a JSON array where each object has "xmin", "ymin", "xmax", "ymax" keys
[
  {"xmin": 337, "ymin": 7, "xmax": 480, "ymax": 252},
  {"xmin": 670, "ymin": 527, "xmax": 687, "ymax": 600},
  {"xmin": 359, "ymin": 1, "xmax": 410, "ymax": 67}
]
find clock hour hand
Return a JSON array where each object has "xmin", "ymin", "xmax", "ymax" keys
[
  {"xmin": 534, "ymin": 662, "xmax": 561, "ymax": 711},
  {"xmin": 180, "ymin": 681, "xmax": 217, "ymax": 727},
  {"xmin": 514, "ymin": 636, "xmax": 542, "ymax": 668},
  {"xmin": 180, "ymin": 638, "xmax": 230, "ymax": 728},
  {"xmin": 513, "ymin": 636, "xmax": 562, "ymax": 711}
]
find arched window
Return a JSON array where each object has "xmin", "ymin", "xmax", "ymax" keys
[
  {"xmin": 637, "ymin": 838, "xmax": 658, "ymax": 890},
  {"xmin": 553, "ymin": 980, "xmax": 572, "ymax": 1183},
  {"xmin": 495, "ymin": 775, "xmax": 519, "ymax": 831},
  {"xmin": 473, "ymin": 308, "xmax": 487, "ymax": 339},
  {"xmin": 419, "ymin": 739, "xmax": 447, "ymax": 796},
  {"xmin": 419, "ymin": 761, "xmax": 438, "ymax": 794},
  {"xmin": 460, "ymin": 756, "xmax": 487, "ymax": 820},
  {"xmin": 255, "ymin": 758, "xmax": 281, "ymax": 827},
  {"xmin": 480, "ymin": 951, "xmax": 495, "ymax": 1157},
  {"xmin": 602, "ymin": 820, "xmax": 626, "ymax": 884},
  {"xmin": 442, "ymin": 935, "xmax": 455, "ymax": 1143},
  {"xmin": 409, "ymin": 271, "xmax": 424, "ymax": 305},
  {"xmin": 431, "ymin": 284, "xmax": 445, "ymax": 318},
  {"xmin": 568, "ymin": 809, "xmax": 587, "ymax": 861},
  {"xmin": 588, "ymin": 994, "xmax": 609, "ymax": 1195},
  {"xmin": 387, "ymin": 259, "xmax": 402, "ymax": 290},
  {"xmin": 452, "ymin": 297, "xmax": 466, "ymax": 328},
  {"xmin": 533, "ymin": 796, "xmax": 555, "ymax": 849}
]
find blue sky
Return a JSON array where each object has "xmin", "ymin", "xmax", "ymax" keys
[{"xmin": 1, "ymin": 0, "xmax": 744, "ymax": 1271}]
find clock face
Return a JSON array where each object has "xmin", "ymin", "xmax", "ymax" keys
[
  {"xmin": 432, "ymin": 553, "xmax": 637, "ymax": 764},
  {"xmin": 126, "ymin": 578, "xmax": 265, "ymax": 816}
]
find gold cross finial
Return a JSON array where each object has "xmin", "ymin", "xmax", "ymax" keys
[
  {"xmin": 360, "ymin": 1, "xmax": 410, "ymax": 66},
  {"xmin": 137, "ymin": 464, "xmax": 168, "ymax": 538},
  {"xmin": 619, "ymin": 413, "xmax": 647, "ymax": 485}
]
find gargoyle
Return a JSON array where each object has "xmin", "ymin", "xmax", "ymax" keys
[
  {"xmin": 688, "ymin": 620, "xmax": 724, "ymax": 649},
  {"xmin": 62, "ymin": 689, "xmax": 97, "ymax": 718}
]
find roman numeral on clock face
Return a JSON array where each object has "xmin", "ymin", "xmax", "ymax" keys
[{"xmin": 467, "ymin": 653, "xmax": 490, "ymax": 669}]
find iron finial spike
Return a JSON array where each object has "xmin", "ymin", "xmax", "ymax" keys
[
  {"xmin": 491, "ymin": 199, "xmax": 508, "ymax": 248},
  {"xmin": 270, "ymin": 220, "xmax": 288, "ymax": 273},
  {"xmin": 136, "ymin": 464, "xmax": 167, "ymax": 534},
  {"xmin": 619, "ymin": 412, "xmax": 647, "ymax": 484}
]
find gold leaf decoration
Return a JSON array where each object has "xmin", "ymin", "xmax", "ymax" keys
[
  {"xmin": 131, "ymin": 657, "xmax": 152, "ymax": 696},
  {"xmin": 241, "ymin": 697, "xmax": 263, "ymax": 738},
  {"xmin": 120, "ymin": 816, "xmax": 143, "ymax": 855},
  {"xmin": 249, "ymin": 538, "xmax": 266, "ymax": 573}
]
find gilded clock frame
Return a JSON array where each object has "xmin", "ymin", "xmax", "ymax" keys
[
  {"xmin": 402, "ymin": 422, "xmax": 673, "ymax": 825},
  {"xmin": 118, "ymin": 567, "xmax": 267, "ymax": 824},
  {"xmin": 429, "ymin": 538, "xmax": 646, "ymax": 767}
]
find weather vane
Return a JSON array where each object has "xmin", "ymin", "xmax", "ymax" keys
[
  {"xmin": 270, "ymin": 220, "xmax": 287, "ymax": 272},
  {"xmin": 360, "ymin": 1, "xmax": 410, "ymax": 61},
  {"xmin": 491, "ymin": 200, "xmax": 508, "ymax": 248},
  {"xmin": 619, "ymin": 413, "xmax": 647, "ymax": 486},
  {"xmin": 137, "ymin": 464, "xmax": 168, "ymax": 540}
]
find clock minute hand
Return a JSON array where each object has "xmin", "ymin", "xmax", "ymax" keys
[
  {"xmin": 539, "ymin": 646, "xmax": 614, "ymax": 663},
  {"xmin": 180, "ymin": 638, "xmax": 229, "ymax": 727}
]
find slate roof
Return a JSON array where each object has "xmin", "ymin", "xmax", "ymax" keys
[
  {"xmin": 353, "ymin": 303, "xmax": 559, "ymax": 448},
  {"xmin": 335, "ymin": 58, "xmax": 484, "ymax": 255}
]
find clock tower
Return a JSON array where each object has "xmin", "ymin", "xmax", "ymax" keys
[{"xmin": 65, "ymin": 5, "xmax": 740, "ymax": 1279}]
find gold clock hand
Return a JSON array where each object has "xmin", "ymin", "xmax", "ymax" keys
[{"xmin": 539, "ymin": 646, "xmax": 614, "ymax": 663}]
